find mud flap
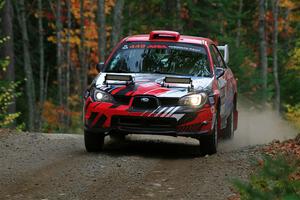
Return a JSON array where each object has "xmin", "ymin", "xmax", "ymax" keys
[{"xmin": 233, "ymin": 110, "xmax": 238, "ymax": 131}]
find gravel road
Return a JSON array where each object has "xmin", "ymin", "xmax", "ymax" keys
[{"xmin": 0, "ymin": 108, "xmax": 297, "ymax": 200}]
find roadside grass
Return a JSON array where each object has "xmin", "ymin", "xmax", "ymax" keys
[{"xmin": 229, "ymin": 134, "xmax": 300, "ymax": 200}]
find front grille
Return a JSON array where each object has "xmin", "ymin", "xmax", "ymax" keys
[
  {"xmin": 159, "ymin": 98, "xmax": 179, "ymax": 106},
  {"xmin": 111, "ymin": 116, "xmax": 177, "ymax": 129},
  {"xmin": 132, "ymin": 96, "xmax": 159, "ymax": 110},
  {"xmin": 113, "ymin": 95, "xmax": 131, "ymax": 105}
]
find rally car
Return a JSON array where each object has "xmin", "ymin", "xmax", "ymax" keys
[{"xmin": 83, "ymin": 30, "xmax": 238, "ymax": 155}]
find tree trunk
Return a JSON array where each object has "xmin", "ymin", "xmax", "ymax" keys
[
  {"xmin": 37, "ymin": 0, "xmax": 45, "ymax": 130},
  {"xmin": 16, "ymin": 0, "xmax": 36, "ymax": 131},
  {"xmin": 79, "ymin": 0, "xmax": 87, "ymax": 94},
  {"xmin": 66, "ymin": 0, "xmax": 72, "ymax": 126},
  {"xmin": 236, "ymin": 0, "xmax": 243, "ymax": 48},
  {"xmin": 111, "ymin": 0, "xmax": 124, "ymax": 48},
  {"xmin": 97, "ymin": 0, "xmax": 106, "ymax": 62},
  {"xmin": 258, "ymin": 0, "xmax": 268, "ymax": 102},
  {"xmin": 272, "ymin": 0, "xmax": 280, "ymax": 114},
  {"xmin": 127, "ymin": 2, "xmax": 132, "ymax": 35},
  {"xmin": 56, "ymin": 0, "xmax": 64, "ymax": 129},
  {"xmin": 176, "ymin": 0, "xmax": 183, "ymax": 32},
  {"xmin": 1, "ymin": 0, "xmax": 15, "ymax": 116}
]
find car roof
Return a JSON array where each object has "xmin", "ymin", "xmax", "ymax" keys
[{"xmin": 125, "ymin": 31, "xmax": 214, "ymax": 46}]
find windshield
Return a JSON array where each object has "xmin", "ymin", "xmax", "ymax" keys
[{"xmin": 105, "ymin": 42, "xmax": 211, "ymax": 77}]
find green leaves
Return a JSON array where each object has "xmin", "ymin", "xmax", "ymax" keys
[
  {"xmin": 0, "ymin": 81, "xmax": 21, "ymax": 128},
  {"xmin": 0, "ymin": 0, "xmax": 4, "ymax": 10},
  {"xmin": 0, "ymin": 34, "xmax": 20, "ymax": 128},
  {"xmin": 232, "ymin": 155, "xmax": 300, "ymax": 200}
]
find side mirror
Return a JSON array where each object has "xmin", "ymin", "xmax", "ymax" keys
[
  {"xmin": 217, "ymin": 44, "xmax": 229, "ymax": 64},
  {"xmin": 96, "ymin": 62, "xmax": 105, "ymax": 73},
  {"xmin": 215, "ymin": 67, "xmax": 225, "ymax": 79}
]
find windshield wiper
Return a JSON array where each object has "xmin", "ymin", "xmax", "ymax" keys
[
  {"xmin": 153, "ymin": 70, "xmax": 172, "ymax": 74},
  {"xmin": 153, "ymin": 70, "xmax": 182, "ymax": 76},
  {"xmin": 106, "ymin": 69, "xmax": 129, "ymax": 73}
]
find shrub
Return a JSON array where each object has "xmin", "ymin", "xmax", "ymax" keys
[
  {"xmin": 232, "ymin": 155, "xmax": 300, "ymax": 200},
  {"xmin": 286, "ymin": 104, "xmax": 300, "ymax": 131},
  {"xmin": 0, "ymin": 36, "xmax": 20, "ymax": 127}
]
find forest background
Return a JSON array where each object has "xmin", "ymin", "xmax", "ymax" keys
[{"xmin": 0, "ymin": 0, "xmax": 299, "ymax": 133}]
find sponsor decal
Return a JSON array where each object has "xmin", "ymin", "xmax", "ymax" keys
[
  {"xmin": 168, "ymin": 45, "xmax": 205, "ymax": 53},
  {"xmin": 199, "ymin": 40, "xmax": 208, "ymax": 45},
  {"xmin": 147, "ymin": 44, "xmax": 168, "ymax": 49},
  {"xmin": 122, "ymin": 45, "xmax": 128, "ymax": 49},
  {"xmin": 129, "ymin": 44, "xmax": 146, "ymax": 49}
]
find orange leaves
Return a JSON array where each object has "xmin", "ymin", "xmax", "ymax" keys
[
  {"xmin": 42, "ymin": 101, "xmax": 60, "ymax": 130},
  {"xmin": 42, "ymin": 100, "xmax": 81, "ymax": 132},
  {"xmin": 46, "ymin": 0, "xmax": 117, "ymax": 68},
  {"xmin": 263, "ymin": 134, "xmax": 300, "ymax": 159},
  {"xmin": 280, "ymin": 0, "xmax": 296, "ymax": 9},
  {"xmin": 105, "ymin": 0, "xmax": 116, "ymax": 14}
]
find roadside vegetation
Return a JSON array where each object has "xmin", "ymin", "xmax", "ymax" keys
[
  {"xmin": 231, "ymin": 135, "xmax": 300, "ymax": 200},
  {"xmin": 0, "ymin": 1, "xmax": 20, "ymax": 128}
]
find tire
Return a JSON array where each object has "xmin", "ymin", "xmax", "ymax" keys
[
  {"xmin": 199, "ymin": 115, "xmax": 218, "ymax": 156},
  {"xmin": 109, "ymin": 131, "xmax": 126, "ymax": 141},
  {"xmin": 224, "ymin": 109, "xmax": 234, "ymax": 139},
  {"xmin": 84, "ymin": 130, "xmax": 105, "ymax": 152}
]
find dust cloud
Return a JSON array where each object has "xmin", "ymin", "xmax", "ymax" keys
[
  {"xmin": 220, "ymin": 105, "xmax": 298, "ymax": 151},
  {"xmin": 126, "ymin": 104, "xmax": 298, "ymax": 153}
]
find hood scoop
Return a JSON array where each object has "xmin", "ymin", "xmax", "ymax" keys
[
  {"xmin": 162, "ymin": 77, "xmax": 194, "ymax": 91},
  {"xmin": 103, "ymin": 74, "xmax": 134, "ymax": 86}
]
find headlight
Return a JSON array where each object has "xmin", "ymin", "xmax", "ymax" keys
[
  {"xmin": 179, "ymin": 93, "xmax": 207, "ymax": 107},
  {"xmin": 93, "ymin": 89, "xmax": 114, "ymax": 102}
]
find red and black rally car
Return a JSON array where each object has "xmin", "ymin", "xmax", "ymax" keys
[{"xmin": 83, "ymin": 30, "xmax": 238, "ymax": 155}]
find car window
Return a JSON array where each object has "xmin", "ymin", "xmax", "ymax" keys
[
  {"xmin": 209, "ymin": 45, "xmax": 220, "ymax": 70},
  {"xmin": 105, "ymin": 42, "xmax": 212, "ymax": 77},
  {"xmin": 212, "ymin": 45, "xmax": 226, "ymax": 69}
]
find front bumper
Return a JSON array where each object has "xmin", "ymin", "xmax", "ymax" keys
[{"xmin": 84, "ymin": 98, "xmax": 215, "ymax": 138}]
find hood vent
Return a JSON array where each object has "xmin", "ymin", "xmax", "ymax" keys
[{"xmin": 162, "ymin": 76, "xmax": 194, "ymax": 91}]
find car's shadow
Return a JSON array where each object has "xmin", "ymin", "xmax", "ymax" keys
[{"xmin": 101, "ymin": 135, "xmax": 201, "ymax": 159}]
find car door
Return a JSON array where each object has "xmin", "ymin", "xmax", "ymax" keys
[{"xmin": 210, "ymin": 45, "xmax": 231, "ymax": 129}]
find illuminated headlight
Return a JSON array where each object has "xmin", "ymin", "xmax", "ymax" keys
[
  {"xmin": 93, "ymin": 90, "xmax": 113, "ymax": 102},
  {"xmin": 95, "ymin": 92, "xmax": 104, "ymax": 100},
  {"xmin": 179, "ymin": 93, "xmax": 207, "ymax": 107}
]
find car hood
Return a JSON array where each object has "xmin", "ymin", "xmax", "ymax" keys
[{"xmin": 95, "ymin": 73, "xmax": 213, "ymax": 98}]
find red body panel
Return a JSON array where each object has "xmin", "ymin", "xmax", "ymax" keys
[{"xmin": 84, "ymin": 97, "xmax": 213, "ymax": 135}]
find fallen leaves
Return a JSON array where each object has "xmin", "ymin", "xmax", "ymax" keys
[
  {"xmin": 228, "ymin": 134, "xmax": 300, "ymax": 200},
  {"xmin": 263, "ymin": 134, "xmax": 300, "ymax": 159}
]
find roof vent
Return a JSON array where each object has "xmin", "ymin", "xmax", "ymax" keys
[{"xmin": 149, "ymin": 30, "xmax": 180, "ymax": 41}]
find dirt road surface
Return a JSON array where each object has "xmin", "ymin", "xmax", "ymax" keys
[{"xmin": 0, "ymin": 108, "xmax": 297, "ymax": 200}]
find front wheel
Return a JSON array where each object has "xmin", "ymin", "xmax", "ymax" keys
[
  {"xmin": 84, "ymin": 130, "xmax": 105, "ymax": 152},
  {"xmin": 199, "ymin": 117, "xmax": 218, "ymax": 156}
]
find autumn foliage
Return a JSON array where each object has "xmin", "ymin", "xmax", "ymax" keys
[{"xmin": 0, "ymin": 0, "xmax": 299, "ymax": 131}]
